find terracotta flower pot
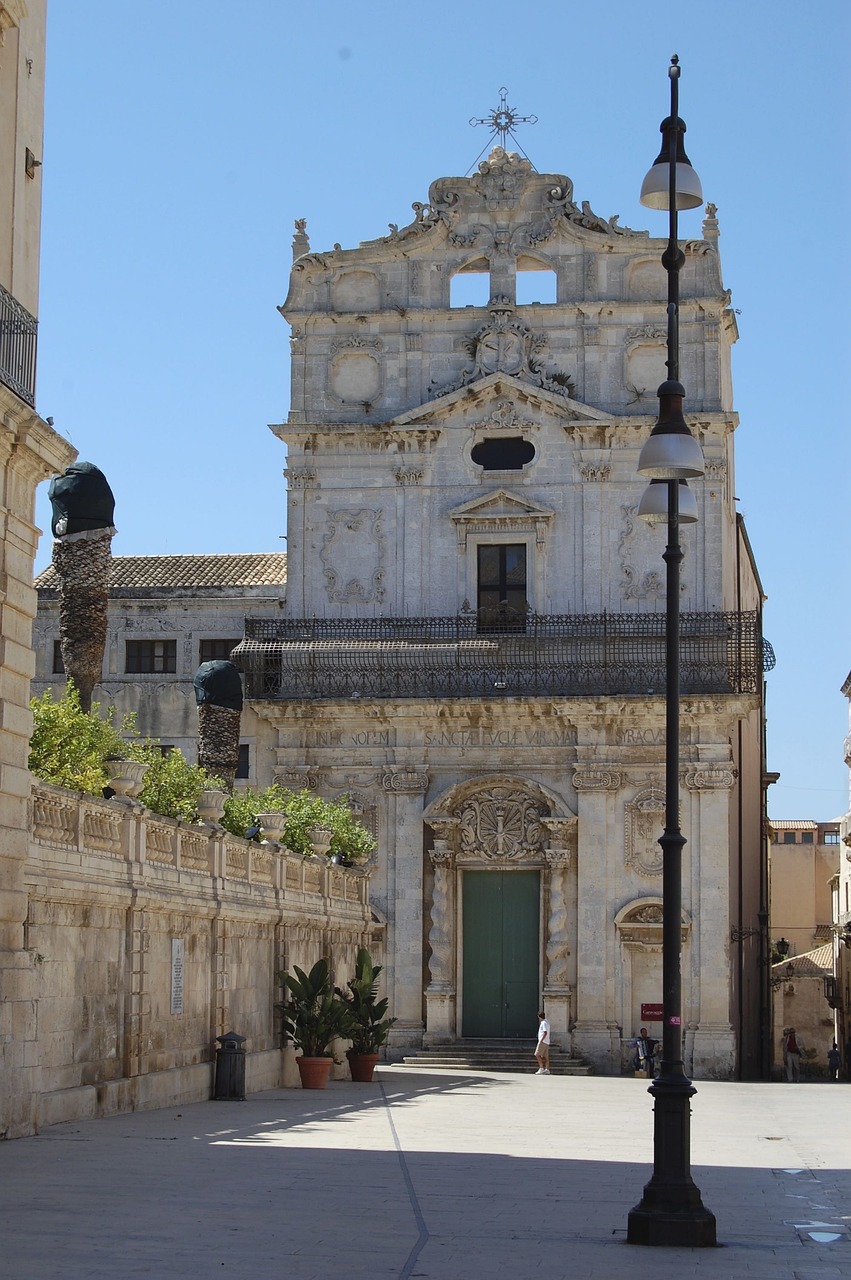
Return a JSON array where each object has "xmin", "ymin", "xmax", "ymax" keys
[
  {"xmin": 347, "ymin": 1051, "xmax": 380, "ymax": 1083},
  {"xmin": 296, "ymin": 1056, "xmax": 332, "ymax": 1089}
]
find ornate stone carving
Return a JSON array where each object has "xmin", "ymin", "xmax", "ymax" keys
[
  {"xmin": 684, "ymin": 766, "xmax": 736, "ymax": 791},
  {"xmin": 394, "ymin": 468, "xmax": 423, "ymax": 486},
  {"xmin": 320, "ymin": 509, "xmax": 385, "ymax": 605},
  {"xmin": 470, "ymin": 398, "xmax": 535, "ymax": 435},
  {"xmin": 427, "ymin": 842, "xmax": 455, "ymax": 989},
  {"xmin": 625, "ymin": 786, "xmax": 665, "ymax": 877},
  {"xmin": 704, "ymin": 459, "xmax": 727, "ymax": 479},
  {"xmin": 432, "ymin": 298, "xmax": 576, "ymax": 400},
  {"xmin": 330, "ymin": 336, "xmax": 383, "ymax": 356},
  {"xmin": 275, "ymin": 766, "xmax": 319, "ymax": 790},
  {"xmin": 284, "ymin": 467, "xmax": 317, "ymax": 490},
  {"xmin": 579, "ymin": 463, "xmax": 610, "ymax": 482},
  {"xmin": 545, "ymin": 851, "xmax": 571, "ymax": 988},
  {"xmin": 453, "ymin": 786, "xmax": 547, "ymax": 861},
  {"xmin": 620, "ymin": 504, "xmax": 671, "ymax": 602},
  {"xmin": 572, "ymin": 769, "xmax": 622, "ymax": 792},
  {"xmin": 631, "ymin": 904, "xmax": 663, "ymax": 923},
  {"xmin": 626, "ymin": 324, "xmax": 667, "ymax": 345},
  {"xmin": 383, "ymin": 769, "xmax": 429, "ymax": 794}
]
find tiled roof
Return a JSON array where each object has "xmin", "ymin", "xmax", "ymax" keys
[
  {"xmin": 771, "ymin": 819, "xmax": 819, "ymax": 830},
  {"xmin": 773, "ymin": 942, "xmax": 834, "ymax": 976},
  {"xmin": 35, "ymin": 552, "xmax": 287, "ymax": 591}
]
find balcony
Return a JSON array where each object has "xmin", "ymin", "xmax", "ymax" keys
[
  {"xmin": 233, "ymin": 608, "xmax": 764, "ymax": 702},
  {"xmin": 0, "ymin": 281, "xmax": 37, "ymax": 407}
]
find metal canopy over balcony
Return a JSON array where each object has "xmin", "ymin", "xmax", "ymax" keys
[
  {"xmin": 0, "ymin": 283, "xmax": 37, "ymax": 407},
  {"xmin": 233, "ymin": 609, "xmax": 763, "ymax": 702}
]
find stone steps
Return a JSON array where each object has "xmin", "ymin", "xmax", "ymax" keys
[{"xmin": 399, "ymin": 1039, "xmax": 592, "ymax": 1076}]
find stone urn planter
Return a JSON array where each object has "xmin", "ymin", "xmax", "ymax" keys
[
  {"xmin": 296, "ymin": 1056, "xmax": 333, "ymax": 1090},
  {"xmin": 347, "ymin": 1050, "xmax": 380, "ymax": 1083},
  {"xmin": 104, "ymin": 758, "xmax": 149, "ymax": 799},
  {"xmin": 197, "ymin": 788, "xmax": 227, "ymax": 823},
  {"xmin": 309, "ymin": 825, "xmax": 333, "ymax": 857},
  {"xmin": 256, "ymin": 811, "xmax": 288, "ymax": 840}
]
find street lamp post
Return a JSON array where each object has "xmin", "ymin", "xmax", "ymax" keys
[{"xmin": 627, "ymin": 56, "xmax": 717, "ymax": 1249}]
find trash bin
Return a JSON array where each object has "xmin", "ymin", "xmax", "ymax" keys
[{"xmin": 213, "ymin": 1031, "xmax": 246, "ymax": 1100}]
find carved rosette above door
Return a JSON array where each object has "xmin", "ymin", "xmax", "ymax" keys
[{"xmin": 454, "ymin": 785, "xmax": 547, "ymax": 864}]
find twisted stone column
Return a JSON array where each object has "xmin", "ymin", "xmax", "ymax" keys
[{"xmin": 424, "ymin": 819, "xmax": 459, "ymax": 1043}]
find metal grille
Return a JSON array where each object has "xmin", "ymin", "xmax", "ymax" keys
[
  {"xmin": 233, "ymin": 610, "xmax": 762, "ymax": 701},
  {"xmin": 0, "ymin": 283, "xmax": 37, "ymax": 407}
]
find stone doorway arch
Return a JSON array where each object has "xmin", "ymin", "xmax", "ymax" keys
[{"xmin": 422, "ymin": 776, "xmax": 577, "ymax": 1045}]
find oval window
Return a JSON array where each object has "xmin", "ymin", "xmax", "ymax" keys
[{"xmin": 471, "ymin": 436, "xmax": 536, "ymax": 471}]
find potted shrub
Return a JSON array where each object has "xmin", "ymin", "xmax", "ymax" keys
[
  {"xmin": 280, "ymin": 958, "xmax": 353, "ymax": 1089},
  {"xmin": 335, "ymin": 948, "xmax": 396, "ymax": 1082}
]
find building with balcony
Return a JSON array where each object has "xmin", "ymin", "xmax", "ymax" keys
[
  {"xmin": 33, "ymin": 144, "xmax": 772, "ymax": 1078},
  {"xmin": 0, "ymin": 0, "xmax": 79, "ymax": 1136},
  {"xmin": 247, "ymin": 149, "xmax": 772, "ymax": 1078}
]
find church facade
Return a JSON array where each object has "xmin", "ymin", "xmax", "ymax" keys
[{"xmin": 234, "ymin": 146, "xmax": 768, "ymax": 1078}]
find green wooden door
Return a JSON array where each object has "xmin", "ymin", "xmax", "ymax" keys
[{"xmin": 462, "ymin": 870, "xmax": 540, "ymax": 1038}]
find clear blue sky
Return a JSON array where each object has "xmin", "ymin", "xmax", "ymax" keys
[{"xmin": 34, "ymin": 1, "xmax": 851, "ymax": 819}]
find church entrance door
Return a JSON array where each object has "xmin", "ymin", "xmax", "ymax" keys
[{"xmin": 461, "ymin": 870, "xmax": 540, "ymax": 1038}]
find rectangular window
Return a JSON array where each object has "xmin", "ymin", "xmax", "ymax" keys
[
  {"xmin": 236, "ymin": 743, "xmax": 250, "ymax": 780},
  {"xmin": 824, "ymin": 831, "xmax": 840, "ymax": 844},
  {"xmin": 782, "ymin": 831, "xmax": 796, "ymax": 844},
  {"xmin": 125, "ymin": 639, "xmax": 177, "ymax": 674},
  {"xmin": 52, "ymin": 639, "xmax": 65, "ymax": 674},
  {"xmin": 800, "ymin": 831, "xmax": 814, "ymax": 844},
  {"xmin": 477, "ymin": 543, "xmax": 527, "ymax": 632},
  {"xmin": 199, "ymin": 638, "xmax": 240, "ymax": 665}
]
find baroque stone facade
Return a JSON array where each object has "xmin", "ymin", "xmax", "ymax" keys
[
  {"xmin": 247, "ymin": 145, "xmax": 767, "ymax": 1079},
  {"xmin": 31, "ymin": 145, "xmax": 770, "ymax": 1080}
]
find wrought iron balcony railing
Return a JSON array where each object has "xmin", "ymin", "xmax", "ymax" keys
[
  {"xmin": 233, "ymin": 609, "xmax": 763, "ymax": 701},
  {"xmin": 0, "ymin": 281, "xmax": 37, "ymax": 406}
]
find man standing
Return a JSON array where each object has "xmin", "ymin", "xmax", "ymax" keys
[
  {"xmin": 783, "ymin": 1027, "xmax": 804, "ymax": 1082},
  {"xmin": 535, "ymin": 1011, "xmax": 550, "ymax": 1075}
]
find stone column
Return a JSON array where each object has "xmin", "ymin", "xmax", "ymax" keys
[
  {"xmin": 382, "ymin": 769, "xmax": 429, "ymax": 1052},
  {"xmin": 685, "ymin": 762, "xmax": 737, "ymax": 1078},
  {"xmin": 542, "ymin": 824, "xmax": 575, "ymax": 1046},
  {"xmin": 424, "ymin": 822, "xmax": 458, "ymax": 1044},
  {"xmin": 572, "ymin": 767, "xmax": 624, "ymax": 1072}
]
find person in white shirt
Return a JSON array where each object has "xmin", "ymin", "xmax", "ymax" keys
[{"xmin": 535, "ymin": 1011, "xmax": 551, "ymax": 1075}]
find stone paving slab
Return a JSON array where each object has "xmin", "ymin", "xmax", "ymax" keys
[{"xmin": 0, "ymin": 1068, "xmax": 848, "ymax": 1279}]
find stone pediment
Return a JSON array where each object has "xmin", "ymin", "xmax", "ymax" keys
[
  {"xmin": 390, "ymin": 373, "xmax": 610, "ymax": 429},
  {"xmin": 449, "ymin": 488, "xmax": 555, "ymax": 550}
]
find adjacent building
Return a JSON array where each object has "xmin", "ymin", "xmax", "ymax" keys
[
  {"xmin": 33, "ymin": 552, "xmax": 288, "ymax": 784},
  {"xmin": 0, "ymin": 0, "xmax": 78, "ymax": 1136}
]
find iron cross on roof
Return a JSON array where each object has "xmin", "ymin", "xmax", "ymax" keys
[{"xmin": 468, "ymin": 86, "xmax": 534, "ymax": 154}]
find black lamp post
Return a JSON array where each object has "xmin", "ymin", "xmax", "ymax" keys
[{"xmin": 627, "ymin": 56, "xmax": 717, "ymax": 1249}]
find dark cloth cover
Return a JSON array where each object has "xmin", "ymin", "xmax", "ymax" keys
[
  {"xmin": 48, "ymin": 462, "xmax": 116, "ymax": 536},
  {"xmin": 193, "ymin": 660, "xmax": 244, "ymax": 711}
]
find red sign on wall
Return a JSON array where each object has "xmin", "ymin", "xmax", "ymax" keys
[{"xmin": 641, "ymin": 1003, "xmax": 664, "ymax": 1021}]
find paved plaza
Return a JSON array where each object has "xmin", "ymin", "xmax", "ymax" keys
[{"xmin": 1, "ymin": 1067, "xmax": 848, "ymax": 1279}]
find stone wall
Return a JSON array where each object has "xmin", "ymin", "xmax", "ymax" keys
[{"xmin": 2, "ymin": 782, "xmax": 373, "ymax": 1137}]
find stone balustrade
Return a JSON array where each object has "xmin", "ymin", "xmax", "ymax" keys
[{"xmin": 20, "ymin": 781, "xmax": 374, "ymax": 1133}]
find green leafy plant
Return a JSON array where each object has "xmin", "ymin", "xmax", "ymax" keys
[
  {"xmin": 335, "ymin": 947, "xmax": 396, "ymax": 1054},
  {"xmin": 220, "ymin": 786, "xmax": 375, "ymax": 862},
  {"xmin": 134, "ymin": 747, "xmax": 220, "ymax": 824},
  {"xmin": 279, "ymin": 958, "xmax": 353, "ymax": 1059},
  {"xmin": 29, "ymin": 683, "xmax": 221, "ymax": 823},
  {"xmin": 29, "ymin": 683, "xmax": 137, "ymax": 795}
]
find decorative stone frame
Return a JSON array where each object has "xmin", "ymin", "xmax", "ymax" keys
[
  {"xmin": 422, "ymin": 775, "xmax": 577, "ymax": 1045},
  {"xmin": 448, "ymin": 488, "xmax": 554, "ymax": 616}
]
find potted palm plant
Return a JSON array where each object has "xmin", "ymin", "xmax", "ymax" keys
[
  {"xmin": 280, "ymin": 958, "xmax": 353, "ymax": 1089},
  {"xmin": 335, "ymin": 948, "xmax": 396, "ymax": 1082}
]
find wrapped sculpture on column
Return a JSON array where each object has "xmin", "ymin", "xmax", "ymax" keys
[{"xmin": 48, "ymin": 462, "xmax": 116, "ymax": 713}]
